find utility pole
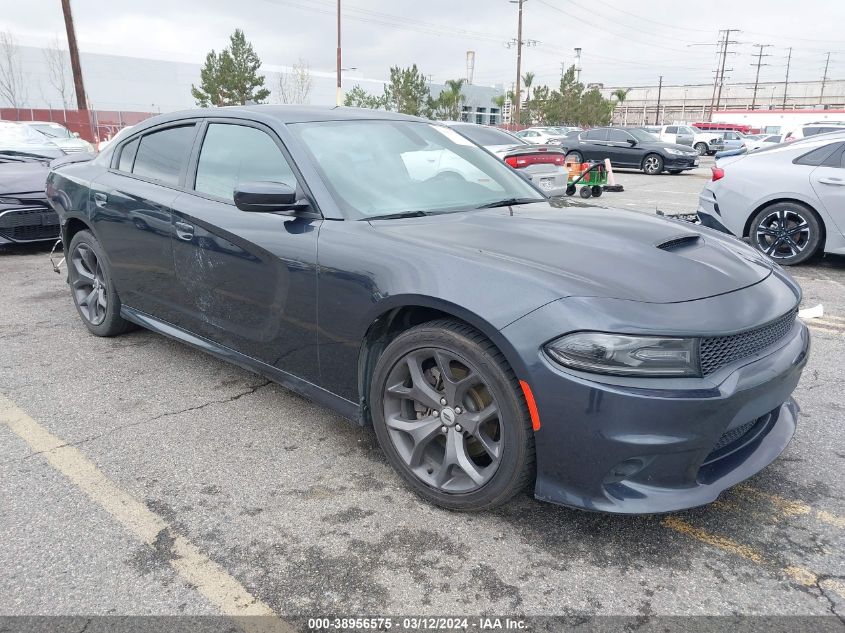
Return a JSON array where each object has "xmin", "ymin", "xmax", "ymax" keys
[
  {"xmin": 750, "ymin": 44, "xmax": 771, "ymax": 110},
  {"xmin": 513, "ymin": 0, "xmax": 524, "ymax": 127},
  {"xmin": 782, "ymin": 47, "xmax": 792, "ymax": 110},
  {"xmin": 714, "ymin": 29, "xmax": 739, "ymax": 114},
  {"xmin": 335, "ymin": 0, "xmax": 342, "ymax": 106},
  {"xmin": 60, "ymin": 0, "xmax": 87, "ymax": 111},
  {"xmin": 654, "ymin": 75, "xmax": 663, "ymax": 125},
  {"xmin": 820, "ymin": 51, "xmax": 832, "ymax": 102},
  {"xmin": 573, "ymin": 47, "xmax": 582, "ymax": 82}
]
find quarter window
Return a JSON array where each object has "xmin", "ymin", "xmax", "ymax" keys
[
  {"xmin": 794, "ymin": 142, "xmax": 843, "ymax": 166},
  {"xmin": 117, "ymin": 138, "xmax": 139, "ymax": 173},
  {"xmin": 132, "ymin": 125, "xmax": 196, "ymax": 186},
  {"xmin": 194, "ymin": 124, "xmax": 296, "ymax": 202}
]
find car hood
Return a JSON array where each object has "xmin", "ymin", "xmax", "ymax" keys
[
  {"xmin": 369, "ymin": 203, "xmax": 773, "ymax": 304},
  {"xmin": 0, "ymin": 161, "xmax": 50, "ymax": 195},
  {"xmin": 641, "ymin": 140, "xmax": 697, "ymax": 153}
]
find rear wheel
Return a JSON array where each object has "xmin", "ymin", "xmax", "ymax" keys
[
  {"xmin": 642, "ymin": 154, "xmax": 664, "ymax": 175},
  {"xmin": 749, "ymin": 202, "xmax": 822, "ymax": 266},
  {"xmin": 67, "ymin": 230, "xmax": 134, "ymax": 336},
  {"xmin": 694, "ymin": 142, "xmax": 708, "ymax": 156},
  {"xmin": 579, "ymin": 186, "xmax": 592, "ymax": 198},
  {"xmin": 591, "ymin": 185, "xmax": 603, "ymax": 197},
  {"xmin": 370, "ymin": 320, "xmax": 534, "ymax": 511}
]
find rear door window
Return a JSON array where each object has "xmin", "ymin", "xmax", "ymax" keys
[
  {"xmin": 132, "ymin": 125, "xmax": 197, "ymax": 186},
  {"xmin": 583, "ymin": 129, "xmax": 607, "ymax": 141},
  {"xmin": 666, "ymin": 126, "xmax": 678, "ymax": 134}
]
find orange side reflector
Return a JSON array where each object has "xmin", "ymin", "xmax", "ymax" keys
[{"xmin": 519, "ymin": 380, "xmax": 541, "ymax": 431}]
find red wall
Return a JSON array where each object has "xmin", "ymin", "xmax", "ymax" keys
[{"xmin": 0, "ymin": 108, "xmax": 155, "ymax": 142}]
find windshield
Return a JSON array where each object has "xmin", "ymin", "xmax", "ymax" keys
[
  {"xmin": 28, "ymin": 123, "xmax": 72, "ymax": 138},
  {"xmin": 627, "ymin": 128, "xmax": 659, "ymax": 142},
  {"xmin": 452, "ymin": 124, "xmax": 524, "ymax": 147},
  {"xmin": 290, "ymin": 120, "xmax": 543, "ymax": 219}
]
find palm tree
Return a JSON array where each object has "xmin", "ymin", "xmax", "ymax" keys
[
  {"xmin": 491, "ymin": 94, "xmax": 506, "ymax": 109},
  {"xmin": 611, "ymin": 88, "xmax": 631, "ymax": 104},
  {"xmin": 522, "ymin": 71, "xmax": 535, "ymax": 102}
]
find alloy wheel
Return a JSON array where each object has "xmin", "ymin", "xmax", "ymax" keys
[
  {"xmin": 754, "ymin": 208, "xmax": 811, "ymax": 260},
  {"xmin": 382, "ymin": 347, "xmax": 503, "ymax": 493},
  {"xmin": 643, "ymin": 156, "xmax": 662, "ymax": 174},
  {"xmin": 69, "ymin": 243, "xmax": 108, "ymax": 325}
]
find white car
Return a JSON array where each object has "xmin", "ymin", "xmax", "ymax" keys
[
  {"xmin": 97, "ymin": 125, "xmax": 135, "ymax": 152},
  {"xmin": 746, "ymin": 134, "xmax": 782, "ymax": 151},
  {"xmin": 697, "ymin": 131, "xmax": 845, "ymax": 265},
  {"xmin": 19, "ymin": 121, "xmax": 94, "ymax": 153},
  {"xmin": 783, "ymin": 121, "xmax": 845, "ymax": 143},
  {"xmin": 514, "ymin": 127, "xmax": 566, "ymax": 145},
  {"xmin": 654, "ymin": 125, "xmax": 725, "ymax": 156}
]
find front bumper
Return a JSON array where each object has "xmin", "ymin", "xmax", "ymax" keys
[
  {"xmin": 502, "ymin": 279, "xmax": 808, "ymax": 514},
  {"xmin": 0, "ymin": 195, "xmax": 60, "ymax": 244},
  {"xmin": 664, "ymin": 155, "xmax": 699, "ymax": 170}
]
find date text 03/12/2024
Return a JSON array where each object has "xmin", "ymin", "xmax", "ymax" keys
[{"xmin": 307, "ymin": 617, "xmax": 527, "ymax": 630}]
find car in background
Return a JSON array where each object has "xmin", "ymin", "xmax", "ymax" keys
[
  {"xmin": 712, "ymin": 130, "xmax": 748, "ymax": 152},
  {"xmin": 783, "ymin": 121, "xmax": 845, "ymax": 142},
  {"xmin": 652, "ymin": 124, "xmax": 694, "ymax": 147},
  {"xmin": 698, "ymin": 131, "xmax": 845, "ymax": 265},
  {"xmin": 561, "ymin": 126, "xmax": 699, "ymax": 174},
  {"xmin": 514, "ymin": 127, "xmax": 566, "ymax": 145},
  {"xmin": 97, "ymin": 125, "xmax": 135, "ymax": 152},
  {"xmin": 19, "ymin": 121, "xmax": 95, "ymax": 153},
  {"xmin": 0, "ymin": 121, "xmax": 65, "ymax": 160},
  {"xmin": 746, "ymin": 134, "xmax": 782, "ymax": 151},
  {"xmin": 444, "ymin": 122, "xmax": 568, "ymax": 196}
]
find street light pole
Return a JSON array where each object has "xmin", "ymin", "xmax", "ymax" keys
[
  {"xmin": 513, "ymin": 0, "xmax": 524, "ymax": 127},
  {"xmin": 336, "ymin": 0, "xmax": 342, "ymax": 106}
]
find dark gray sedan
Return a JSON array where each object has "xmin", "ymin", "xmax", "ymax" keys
[{"xmin": 46, "ymin": 106, "xmax": 808, "ymax": 513}]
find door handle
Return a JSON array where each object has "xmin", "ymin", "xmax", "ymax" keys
[
  {"xmin": 93, "ymin": 192, "xmax": 108, "ymax": 207},
  {"xmin": 818, "ymin": 177, "xmax": 845, "ymax": 186},
  {"xmin": 174, "ymin": 221, "xmax": 194, "ymax": 241}
]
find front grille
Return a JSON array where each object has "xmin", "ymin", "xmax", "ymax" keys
[
  {"xmin": 712, "ymin": 419, "xmax": 758, "ymax": 452},
  {"xmin": 0, "ymin": 206, "xmax": 60, "ymax": 242},
  {"xmin": 700, "ymin": 309, "xmax": 797, "ymax": 375}
]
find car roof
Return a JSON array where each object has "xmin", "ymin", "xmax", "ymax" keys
[{"xmin": 135, "ymin": 105, "xmax": 425, "ymax": 127}]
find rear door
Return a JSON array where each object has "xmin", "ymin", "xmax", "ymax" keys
[
  {"xmin": 169, "ymin": 118, "xmax": 321, "ymax": 383},
  {"xmin": 809, "ymin": 142, "xmax": 845, "ymax": 237},
  {"xmin": 89, "ymin": 123, "xmax": 198, "ymax": 323},
  {"xmin": 579, "ymin": 128, "xmax": 609, "ymax": 161},
  {"xmin": 662, "ymin": 126, "xmax": 678, "ymax": 144}
]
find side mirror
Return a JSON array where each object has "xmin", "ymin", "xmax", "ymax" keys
[
  {"xmin": 234, "ymin": 181, "xmax": 308, "ymax": 213},
  {"xmin": 627, "ymin": 138, "xmax": 637, "ymax": 146}
]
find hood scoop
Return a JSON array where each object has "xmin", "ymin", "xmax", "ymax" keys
[{"xmin": 656, "ymin": 234, "xmax": 702, "ymax": 252}]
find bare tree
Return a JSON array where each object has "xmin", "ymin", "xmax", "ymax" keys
[
  {"xmin": 0, "ymin": 30, "xmax": 28, "ymax": 108},
  {"xmin": 277, "ymin": 58, "xmax": 313, "ymax": 105},
  {"xmin": 43, "ymin": 35, "xmax": 73, "ymax": 108}
]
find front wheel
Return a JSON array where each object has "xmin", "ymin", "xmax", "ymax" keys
[
  {"xmin": 694, "ymin": 142, "xmax": 708, "ymax": 156},
  {"xmin": 749, "ymin": 202, "xmax": 822, "ymax": 265},
  {"xmin": 642, "ymin": 154, "xmax": 664, "ymax": 175},
  {"xmin": 67, "ymin": 230, "xmax": 134, "ymax": 336},
  {"xmin": 370, "ymin": 320, "xmax": 535, "ymax": 511}
]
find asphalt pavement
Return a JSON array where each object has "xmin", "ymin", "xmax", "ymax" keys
[{"xmin": 1, "ymin": 177, "xmax": 844, "ymax": 630}]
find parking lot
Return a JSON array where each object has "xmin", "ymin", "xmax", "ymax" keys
[{"xmin": 1, "ymin": 176, "xmax": 844, "ymax": 629}]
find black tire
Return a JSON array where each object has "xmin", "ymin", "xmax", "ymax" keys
[
  {"xmin": 642, "ymin": 153, "xmax": 664, "ymax": 175},
  {"xmin": 694, "ymin": 142, "xmax": 708, "ymax": 156},
  {"xmin": 565, "ymin": 151, "xmax": 583, "ymax": 164},
  {"xmin": 565, "ymin": 184, "xmax": 576, "ymax": 196},
  {"xmin": 579, "ymin": 186, "xmax": 592, "ymax": 198},
  {"xmin": 749, "ymin": 202, "xmax": 823, "ymax": 266},
  {"xmin": 370, "ymin": 319, "xmax": 535, "ymax": 511},
  {"xmin": 591, "ymin": 185, "xmax": 603, "ymax": 197},
  {"xmin": 67, "ymin": 230, "xmax": 134, "ymax": 336}
]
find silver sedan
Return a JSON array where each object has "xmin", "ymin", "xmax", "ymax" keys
[{"xmin": 697, "ymin": 131, "xmax": 845, "ymax": 265}]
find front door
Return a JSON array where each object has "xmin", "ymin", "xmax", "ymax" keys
[
  {"xmin": 170, "ymin": 120, "xmax": 321, "ymax": 383},
  {"xmin": 605, "ymin": 128, "xmax": 643, "ymax": 167}
]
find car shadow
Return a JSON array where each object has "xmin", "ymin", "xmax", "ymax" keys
[{"xmin": 0, "ymin": 241, "xmax": 57, "ymax": 257}]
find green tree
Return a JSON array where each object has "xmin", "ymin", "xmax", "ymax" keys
[
  {"xmin": 383, "ymin": 64, "xmax": 430, "ymax": 116},
  {"xmin": 428, "ymin": 78, "xmax": 466, "ymax": 121},
  {"xmin": 491, "ymin": 94, "xmax": 506, "ymax": 109},
  {"xmin": 521, "ymin": 71, "xmax": 536, "ymax": 124},
  {"xmin": 191, "ymin": 29, "xmax": 270, "ymax": 107},
  {"xmin": 611, "ymin": 87, "xmax": 631, "ymax": 104},
  {"xmin": 530, "ymin": 65, "xmax": 615, "ymax": 127},
  {"xmin": 343, "ymin": 84, "xmax": 385, "ymax": 109}
]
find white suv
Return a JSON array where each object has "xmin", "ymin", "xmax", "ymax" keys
[{"xmin": 783, "ymin": 121, "xmax": 845, "ymax": 142}]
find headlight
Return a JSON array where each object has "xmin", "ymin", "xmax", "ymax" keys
[
  {"xmin": 545, "ymin": 332, "xmax": 699, "ymax": 377},
  {"xmin": 664, "ymin": 148, "xmax": 686, "ymax": 155}
]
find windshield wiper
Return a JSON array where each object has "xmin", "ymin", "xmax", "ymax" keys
[
  {"xmin": 368, "ymin": 210, "xmax": 431, "ymax": 220},
  {"xmin": 476, "ymin": 197, "xmax": 544, "ymax": 209},
  {"xmin": 0, "ymin": 151, "xmax": 52, "ymax": 162}
]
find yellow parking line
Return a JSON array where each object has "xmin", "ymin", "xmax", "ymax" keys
[
  {"xmin": 662, "ymin": 517, "xmax": 845, "ymax": 599},
  {"xmin": 736, "ymin": 485, "xmax": 845, "ymax": 529},
  {"xmin": 0, "ymin": 394, "xmax": 291, "ymax": 633}
]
